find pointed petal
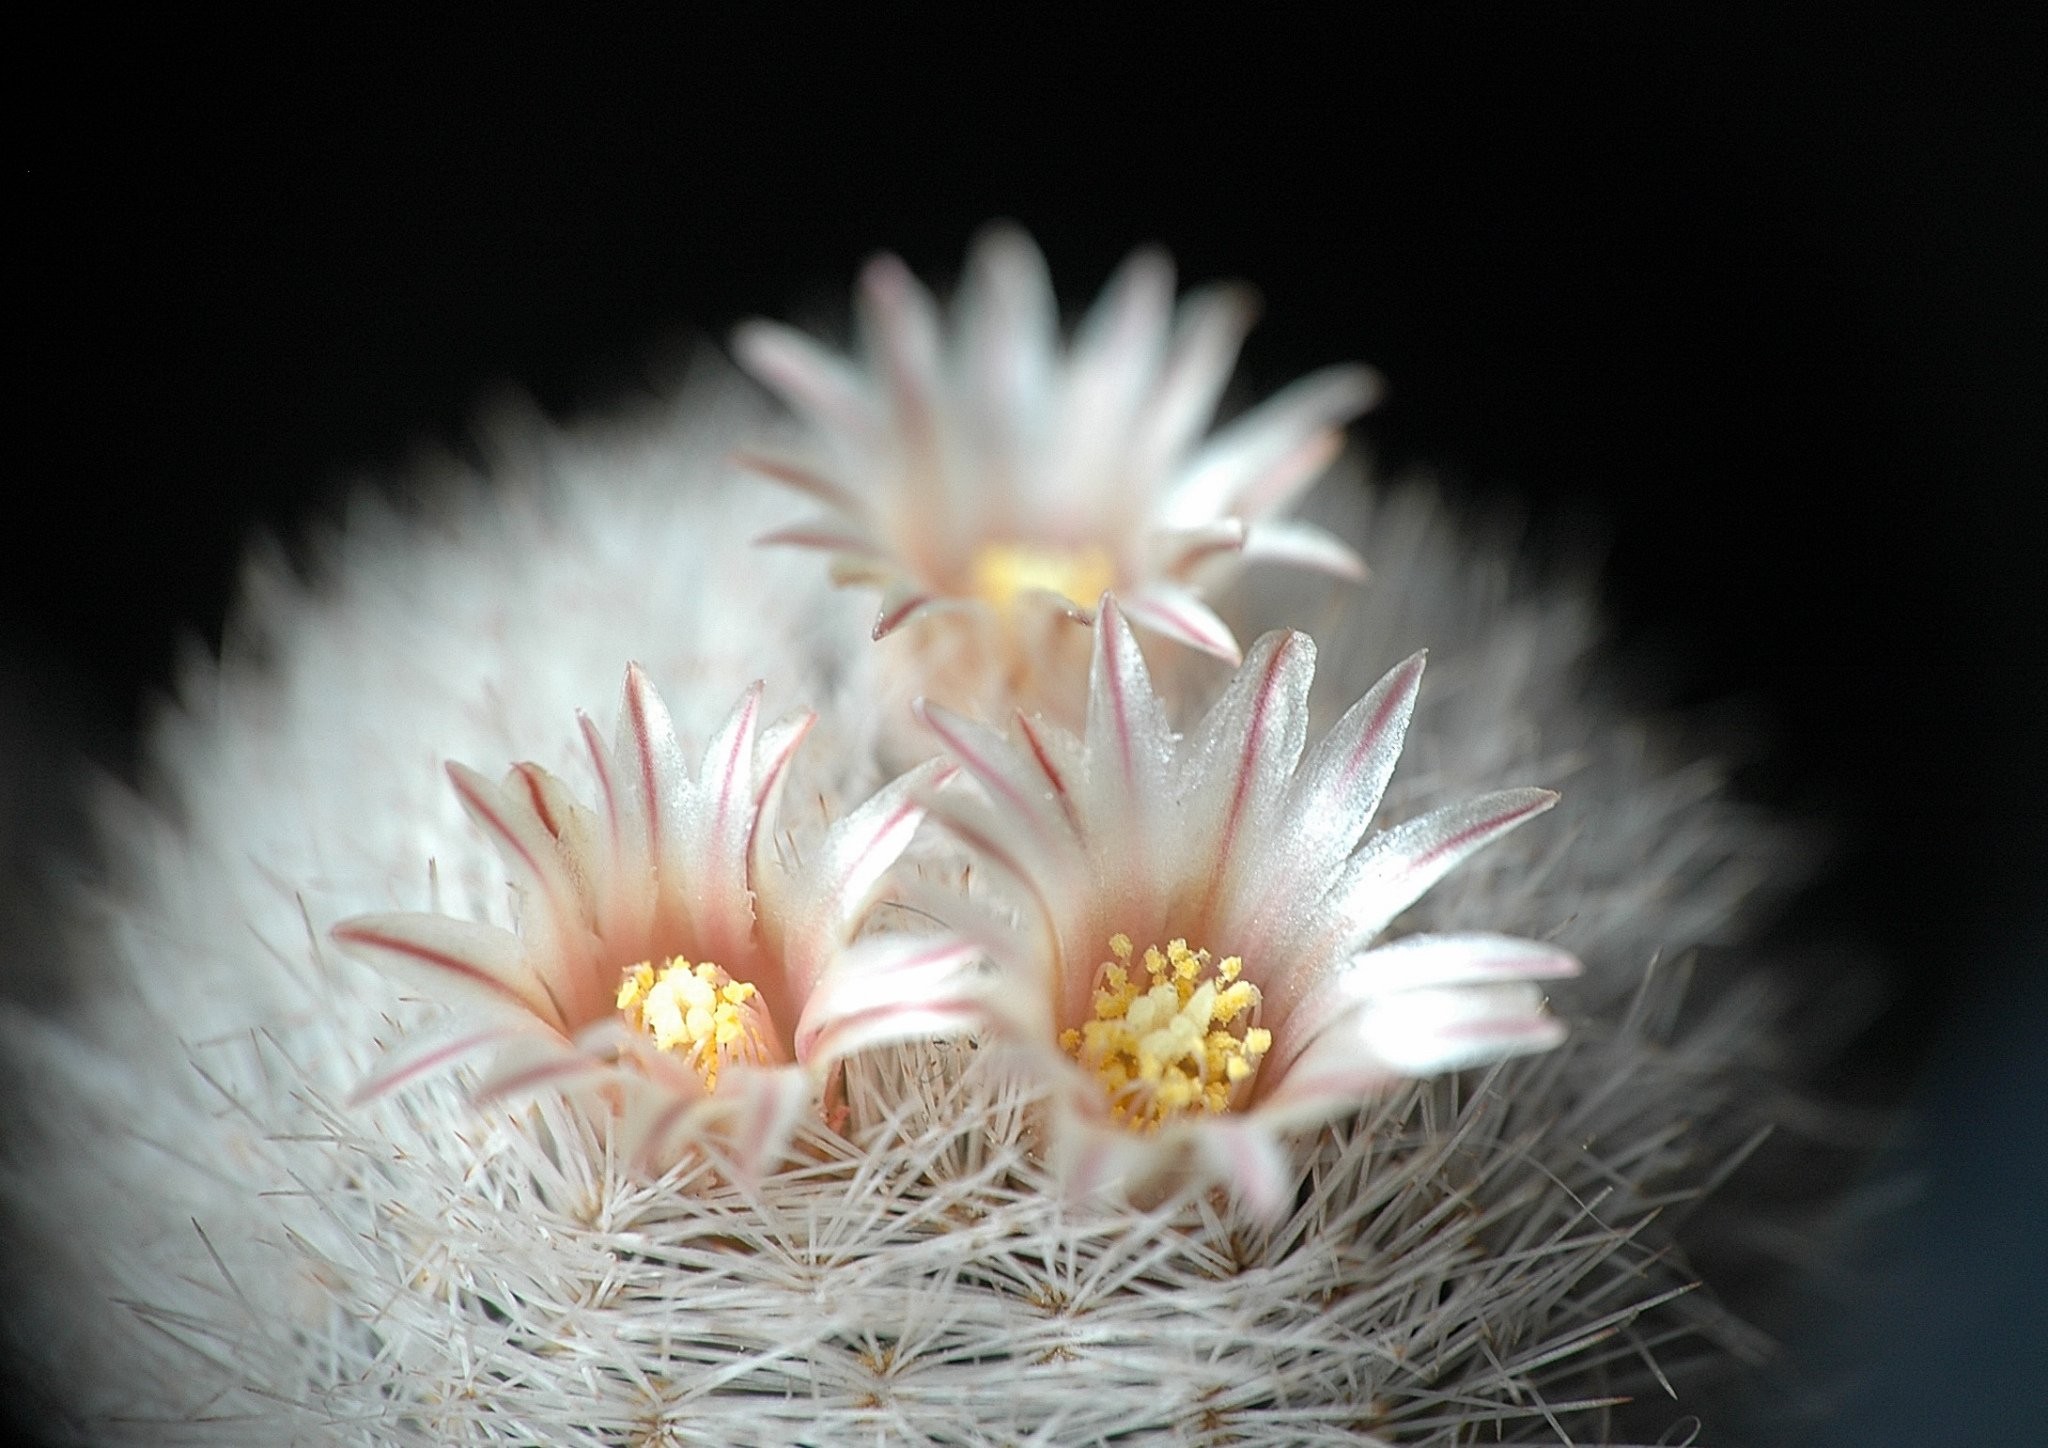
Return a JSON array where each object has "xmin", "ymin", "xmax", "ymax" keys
[
  {"xmin": 331, "ymin": 913, "xmax": 565, "ymax": 1031},
  {"xmin": 857, "ymin": 252, "xmax": 947, "ymax": 466},
  {"xmin": 779, "ymin": 759, "xmax": 947, "ymax": 999},
  {"xmin": 1133, "ymin": 281, "xmax": 1260, "ymax": 471},
  {"xmin": 914, "ymin": 699, "xmax": 1073, "ymax": 858},
  {"xmin": 1239, "ymin": 518, "xmax": 1369, "ymax": 581},
  {"xmin": 348, "ymin": 1021, "xmax": 532, "ymax": 1105},
  {"xmin": 1180, "ymin": 629, "xmax": 1314, "ymax": 917},
  {"xmin": 679, "ymin": 683, "xmax": 764, "ymax": 961},
  {"xmin": 871, "ymin": 579, "xmax": 973, "ymax": 640},
  {"xmin": 612, "ymin": 664, "xmax": 690, "ymax": 890},
  {"xmin": 1118, "ymin": 583, "xmax": 1244, "ymax": 663},
  {"xmin": 1354, "ymin": 982, "xmax": 1567, "ymax": 1074},
  {"xmin": 1262, "ymin": 985, "xmax": 1563, "ymax": 1122},
  {"xmin": 1266, "ymin": 933, "xmax": 1580, "ymax": 1082},
  {"xmin": 731, "ymin": 319, "xmax": 876, "ymax": 442},
  {"xmin": 1150, "ymin": 518, "xmax": 1247, "ymax": 578},
  {"xmin": 1048, "ymin": 247, "xmax": 1176, "ymax": 504},
  {"xmin": 1083, "ymin": 598, "xmax": 1176, "ymax": 854},
  {"xmin": 446, "ymin": 762, "xmax": 584, "ymax": 963},
  {"xmin": 755, "ymin": 516, "xmax": 888, "ymax": 559},
  {"xmin": 793, "ymin": 934, "xmax": 991, "ymax": 1066},
  {"xmin": 731, "ymin": 449, "xmax": 864, "ymax": 517},
  {"xmin": 1317, "ymin": 787, "xmax": 1560, "ymax": 961},
  {"xmin": 751, "ymin": 707, "xmax": 816, "ymax": 850},
  {"xmin": 1167, "ymin": 364, "xmax": 1380, "ymax": 523},
  {"xmin": 958, "ymin": 222, "xmax": 1057, "ymax": 454},
  {"xmin": 1284, "ymin": 649, "xmax": 1426, "ymax": 873}
]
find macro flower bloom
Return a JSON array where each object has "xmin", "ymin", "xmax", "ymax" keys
[
  {"xmin": 918, "ymin": 598, "xmax": 1579, "ymax": 1215},
  {"xmin": 732, "ymin": 225, "xmax": 1380, "ymax": 722},
  {"xmin": 332, "ymin": 664, "xmax": 979, "ymax": 1175}
]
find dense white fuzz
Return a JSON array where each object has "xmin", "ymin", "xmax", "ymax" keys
[
  {"xmin": 0, "ymin": 249, "xmax": 1810, "ymax": 1445},
  {"xmin": 734, "ymin": 224, "xmax": 1380, "ymax": 731}
]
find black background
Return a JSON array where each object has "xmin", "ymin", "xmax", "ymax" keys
[{"xmin": 15, "ymin": 13, "xmax": 2046, "ymax": 1443}]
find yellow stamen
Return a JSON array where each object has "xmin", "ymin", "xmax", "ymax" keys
[
  {"xmin": 1059, "ymin": 935, "xmax": 1271, "ymax": 1131},
  {"xmin": 970, "ymin": 541, "xmax": 1116, "ymax": 615},
  {"xmin": 616, "ymin": 957, "xmax": 768, "ymax": 1091}
]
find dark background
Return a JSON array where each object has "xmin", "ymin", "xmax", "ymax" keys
[{"xmin": 15, "ymin": 13, "xmax": 2045, "ymax": 1443}]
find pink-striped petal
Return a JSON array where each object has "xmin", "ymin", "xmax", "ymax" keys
[
  {"xmin": 714, "ymin": 1064, "xmax": 816, "ymax": 1182},
  {"xmin": 755, "ymin": 516, "xmax": 888, "ymax": 559},
  {"xmin": 1151, "ymin": 518, "xmax": 1247, "ymax": 579},
  {"xmin": 914, "ymin": 699, "xmax": 1074, "ymax": 859},
  {"xmin": 1265, "ymin": 933, "xmax": 1580, "ymax": 1083},
  {"xmin": 857, "ymin": 253, "xmax": 946, "ymax": 472},
  {"xmin": 1281, "ymin": 649, "xmax": 1426, "ymax": 875},
  {"xmin": 331, "ymin": 913, "xmax": 566, "ymax": 1031},
  {"xmin": 1310, "ymin": 787, "xmax": 1560, "ymax": 968},
  {"xmin": 731, "ymin": 319, "xmax": 877, "ymax": 443},
  {"xmin": 1083, "ymin": 598, "xmax": 1176, "ymax": 853},
  {"xmin": 793, "ymin": 934, "xmax": 991, "ymax": 1066},
  {"xmin": 348, "ymin": 1020, "xmax": 533, "ymax": 1106},
  {"xmin": 445, "ymin": 762, "xmax": 582, "ymax": 958},
  {"xmin": 679, "ymin": 683, "xmax": 763, "ymax": 962},
  {"xmin": 1180, "ymin": 629, "xmax": 1314, "ymax": 919},
  {"xmin": 1118, "ymin": 583, "xmax": 1243, "ymax": 663},
  {"xmin": 1167, "ymin": 364, "xmax": 1380, "ymax": 524},
  {"xmin": 730, "ymin": 449, "xmax": 865, "ymax": 517},
  {"xmin": 1132, "ymin": 282, "xmax": 1260, "ymax": 474},
  {"xmin": 612, "ymin": 664, "xmax": 689, "ymax": 891},
  {"xmin": 778, "ymin": 758, "xmax": 946, "ymax": 998},
  {"xmin": 1239, "ymin": 518, "xmax": 1369, "ymax": 581}
]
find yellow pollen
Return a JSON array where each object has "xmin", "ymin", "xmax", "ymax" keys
[
  {"xmin": 970, "ymin": 541, "xmax": 1116, "ymax": 615},
  {"xmin": 615, "ymin": 957, "xmax": 768, "ymax": 1091},
  {"xmin": 1058, "ymin": 934, "xmax": 1272, "ymax": 1131}
]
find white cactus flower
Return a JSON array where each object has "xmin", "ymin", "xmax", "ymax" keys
[
  {"xmin": 332, "ymin": 665, "xmax": 982, "ymax": 1176},
  {"xmin": 733, "ymin": 225, "xmax": 1379, "ymax": 723},
  {"xmin": 919, "ymin": 598, "xmax": 1577, "ymax": 1215}
]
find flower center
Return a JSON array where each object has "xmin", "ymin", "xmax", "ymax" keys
[
  {"xmin": 970, "ymin": 540, "xmax": 1116, "ymax": 615},
  {"xmin": 1060, "ymin": 934, "xmax": 1272, "ymax": 1131},
  {"xmin": 616, "ymin": 958, "xmax": 771, "ymax": 1091}
]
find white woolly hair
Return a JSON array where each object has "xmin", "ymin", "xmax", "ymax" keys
[{"xmin": 2, "ymin": 357, "xmax": 1801, "ymax": 1444}]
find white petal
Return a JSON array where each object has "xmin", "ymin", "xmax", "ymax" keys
[
  {"xmin": 914, "ymin": 699, "xmax": 1075, "ymax": 860},
  {"xmin": 778, "ymin": 758, "xmax": 946, "ymax": 998},
  {"xmin": 1239, "ymin": 518, "xmax": 1369, "ymax": 580},
  {"xmin": 331, "ymin": 913, "xmax": 568, "ymax": 1032},
  {"xmin": 793, "ymin": 934, "xmax": 992, "ymax": 1067},
  {"xmin": 1082, "ymin": 598, "xmax": 1177, "ymax": 854},
  {"xmin": 1282, "ymin": 649, "xmax": 1426, "ymax": 875},
  {"xmin": 610, "ymin": 664, "xmax": 690, "ymax": 904},
  {"xmin": 730, "ymin": 449, "xmax": 865, "ymax": 517},
  {"xmin": 957, "ymin": 222, "xmax": 1057, "ymax": 456},
  {"xmin": 730, "ymin": 319, "xmax": 876, "ymax": 443},
  {"xmin": 1313, "ymin": 787, "xmax": 1560, "ymax": 963},
  {"xmin": 348, "ymin": 1020, "xmax": 532, "ymax": 1105},
  {"xmin": 1353, "ymin": 982, "xmax": 1566, "ymax": 1075},
  {"xmin": 1132, "ymin": 281, "xmax": 1260, "ymax": 473},
  {"xmin": 1166, "ymin": 364, "xmax": 1380, "ymax": 524},
  {"xmin": 1179, "ymin": 629, "xmax": 1314, "ymax": 916},
  {"xmin": 1267, "ymin": 932, "xmax": 1579, "ymax": 1081},
  {"xmin": 1118, "ymin": 583, "xmax": 1244, "ymax": 663},
  {"xmin": 755, "ymin": 514, "xmax": 887, "ymax": 559},
  {"xmin": 856, "ymin": 252, "xmax": 947, "ymax": 469},
  {"xmin": 678, "ymin": 683, "xmax": 763, "ymax": 963}
]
